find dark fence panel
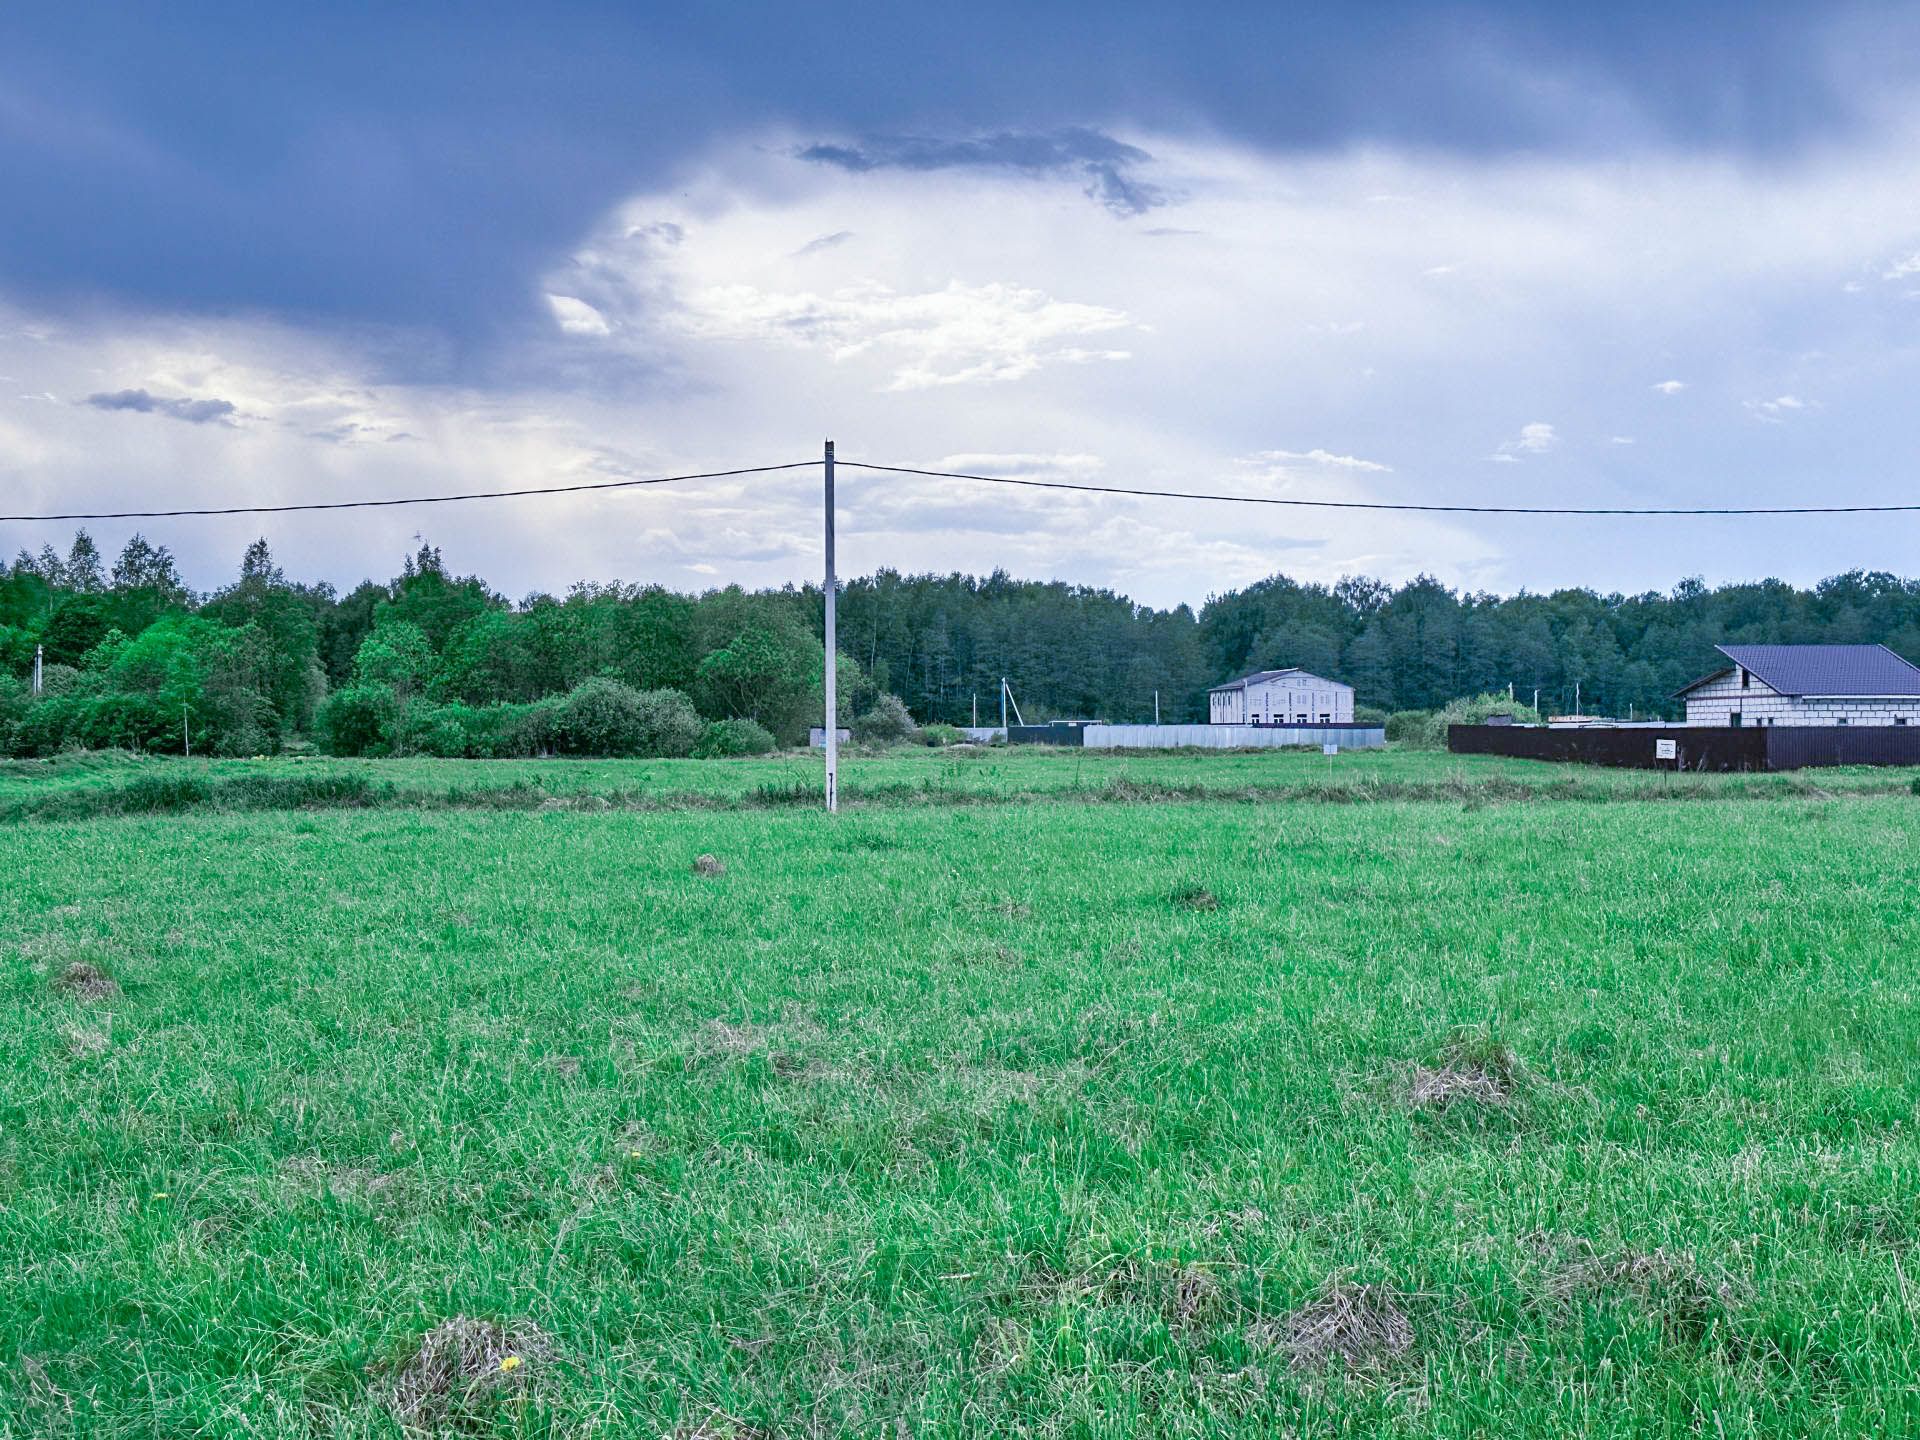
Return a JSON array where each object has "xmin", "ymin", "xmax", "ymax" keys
[
  {"xmin": 1765, "ymin": 726, "xmax": 1920, "ymax": 769},
  {"xmin": 1448, "ymin": 725, "xmax": 1768, "ymax": 771},
  {"xmin": 1008, "ymin": 722, "xmax": 1088, "ymax": 746}
]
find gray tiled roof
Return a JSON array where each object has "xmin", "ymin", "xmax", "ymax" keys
[
  {"xmin": 1678, "ymin": 644, "xmax": 1920, "ymax": 699},
  {"xmin": 1210, "ymin": 667, "xmax": 1352, "ymax": 692}
]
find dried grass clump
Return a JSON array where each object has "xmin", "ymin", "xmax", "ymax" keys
[
  {"xmin": 1540, "ymin": 1238, "xmax": 1739, "ymax": 1343},
  {"xmin": 385, "ymin": 1316, "xmax": 554, "ymax": 1431},
  {"xmin": 54, "ymin": 962, "xmax": 120, "ymax": 1001},
  {"xmin": 1266, "ymin": 1278, "xmax": 1413, "ymax": 1373},
  {"xmin": 692, "ymin": 853, "xmax": 727, "ymax": 877},
  {"xmin": 1405, "ymin": 1038, "xmax": 1525, "ymax": 1111},
  {"xmin": 1171, "ymin": 884, "xmax": 1219, "ymax": 912}
]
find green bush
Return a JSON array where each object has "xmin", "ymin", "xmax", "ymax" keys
[
  {"xmin": 1399, "ymin": 694, "xmax": 1544, "ymax": 749},
  {"xmin": 920, "ymin": 722, "xmax": 965, "ymax": 747},
  {"xmin": 694, "ymin": 717, "xmax": 778, "ymax": 757},
  {"xmin": 11, "ymin": 696, "xmax": 88, "ymax": 756},
  {"xmin": 851, "ymin": 693, "xmax": 917, "ymax": 746},
  {"xmin": 316, "ymin": 683, "xmax": 400, "ymax": 757},
  {"xmin": 552, "ymin": 678, "xmax": 701, "ymax": 757},
  {"xmin": 1385, "ymin": 709, "xmax": 1432, "ymax": 745},
  {"xmin": 398, "ymin": 708, "xmax": 470, "ymax": 758},
  {"xmin": 1353, "ymin": 704, "xmax": 1389, "ymax": 728}
]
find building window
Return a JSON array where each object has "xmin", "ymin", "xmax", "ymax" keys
[
  {"xmin": 1320, "ymin": 713, "xmax": 1331, "ymax": 723},
  {"xmin": 1730, "ymin": 712, "xmax": 1742, "ymax": 728},
  {"xmin": 1896, "ymin": 717, "xmax": 1909, "ymax": 726},
  {"xmin": 1740, "ymin": 667, "xmax": 1750, "ymax": 690},
  {"xmin": 1838, "ymin": 718, "xmax": 1849, "ymax": 726}
]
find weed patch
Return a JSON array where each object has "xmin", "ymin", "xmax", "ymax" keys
[
  {"xmin": 1262, "ymin": 1278, "xmax": 1414, "ymax": 1373},
  {"xmin": 384, "ymin": 1316, "xmax": 555, "ymax": 1432},
  {"xmin": 53, "ymin": 961, "xmax": 119, "ymax": 1001},
  {"xmin": 1171, "ymin": 884, "xmax": 1219, "ymax": 912}
]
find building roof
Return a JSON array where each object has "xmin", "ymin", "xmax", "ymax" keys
[
  {"xmin": 1209, "ymin": 667, "xmax": 1348, "ymax": 693},
  {"xmin": 1674, "ymin": 644, "xmax": 1920, "ymax": 699}
]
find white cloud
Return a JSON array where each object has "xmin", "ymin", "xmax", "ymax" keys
[
  {"xmin": 17, "ymin": 114, "xmax": 1920, "ymax": 604},
  {"xmin": 934, "ymin": 452, "xmax": 1104, "ymax": 476},
  {"xmin": 1491, "ymin": 421, "xmax": 1557, "ymax": 461},
  {"xmin": 1746, "ymin": 394, "xmax": 1811, "ymax": 423},
  {"xmin": 546, "ymin": 294, "xmax": 612, "ymax": 336},
  {"xmin": 666, "ymin": 279, "xmax": 1134, "ymax": 390},
  {"xmin": 1885, "ymin": 253, "xmax": 1920, "ymax": 280},
  {"xmin": 1257, "ymin": 448, "xmax": 1393, "ymax": 472},
  {"xmin": 1610, "ymin": 435, "xmax": 1635, "ymax": 445}
]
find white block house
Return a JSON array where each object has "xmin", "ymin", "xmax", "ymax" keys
[
  {"xmin": 1208, "ymin": 668, "xmax": 1355, "ymax": 725},
  {"xmin": 1675, "ymin": 644, "xmax": 1920, "ymax": 727}
]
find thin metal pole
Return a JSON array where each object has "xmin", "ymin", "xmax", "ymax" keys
[
  {"xmin": 33, "ymin": 643, "xmax": 43, "ymax": 695},
  {"xmin": 183, "ymin": 704, "xmax": 190, "ymax": 757},
  {"xmin": 823, "ymin": 440, "xmax": 838, "ymax": 814},
  {"xmin": 1000, "ymin": 677, "xmax": 1007, "ymax": 730},
  {"xmin": 1154, "ymin": 689, "xmax": 1160, "ymax": 724}
]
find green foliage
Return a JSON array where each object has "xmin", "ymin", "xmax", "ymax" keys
[
  {"xmin": 1396, "ymin": 694, "xmax": 1545, "ymax": 750},
  {"xmin": 15, "ymin": 524, "xmax": 1920, "ymax": 759},
  {"xmin": 693, "ymin": 716, "xmax": 778, "ymax": 758},
  {"xmin": 316, "ymin": 683, "xmax": 401, "ymax": 757},
  {"xmin": 851, "ymin": 693, "xmax": 918, "ymax": 746},
  {"xmin": 1385, "ymin": 709, "xmax": 1431, "ymax": 744},
  {"xmin": 351, "ymin": 620, "xmax": 437, "ymax": 699},
  {"xmin": 552, "ymin": 678, "xmax": 702, "ymax": 758},
  {"xmin": 1354, "ymin": 703, "xmax": 1389, "ymax": 727},
  {"xmin": 693, "ymin": 593, "xmax": 823, "ymax": 743},
  {"xmin": 920, "ymin": 722, "xmax": 965, "ymax": 747}
]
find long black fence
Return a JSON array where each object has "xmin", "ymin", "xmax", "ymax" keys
[{"xmin": 1449, "ymin": 724, "xmax": 1920, "ymax": 771}]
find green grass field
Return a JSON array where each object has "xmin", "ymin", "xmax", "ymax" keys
[{"xmin": 5, "ymin": 751, "xmax": 1920, "ymax": 1436}]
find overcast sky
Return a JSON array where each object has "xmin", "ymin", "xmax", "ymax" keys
[{"xmin": 4, "ymin": 2, "xmax": 1920, "ymax": 606}]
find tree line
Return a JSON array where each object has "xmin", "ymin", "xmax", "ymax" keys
[{"xmin": 5, "ymin": 529, "xmax": 1920, "ymax": 756}]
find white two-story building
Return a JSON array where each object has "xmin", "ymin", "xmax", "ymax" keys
[
  {"xmin": 1675, "ymin": 644, "xmax": 1920, "ymax": 727},
  {"xmin": 1207, "ymin": 668, "xmax": 1355, "ymax": 725}
]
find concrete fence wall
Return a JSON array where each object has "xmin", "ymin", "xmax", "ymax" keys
[{"xmin": 1083, "ymin": 724, "xmax": 1386, "ymax": 750}]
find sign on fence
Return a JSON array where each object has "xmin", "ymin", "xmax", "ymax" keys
[
  {"xmin": 1322, "ymin": 743, "xmax": 1339, "ymax": 756},
  {"xmin": 1654, "ymin": 738, "xmax": 1677, "ymax": 760}
]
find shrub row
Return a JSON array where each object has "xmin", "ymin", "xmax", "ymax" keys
[{"xmin": 314, "ymin": 676, "xmax": 778, "ymax": 759}]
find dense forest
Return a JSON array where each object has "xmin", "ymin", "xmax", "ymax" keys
[{"xmin": 5, "ymin": 529, "xmax": 1920, "ymax": 756}]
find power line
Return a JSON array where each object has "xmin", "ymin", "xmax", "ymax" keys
[
  {"xmin": 5, "ymin": 453, "xmax": 1918, "ymax": 524},
  {"xmin": 838, "ymin": 460, "xmax": 1920, "ymax": 517},
  {"xmin": 0, "ymin": 460, "xmax": 818, "ymax": 522}
]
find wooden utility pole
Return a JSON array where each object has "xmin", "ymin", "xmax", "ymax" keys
[{"xmin": 822, "ymin": 440, "xmax": 838, "ymax": 813}]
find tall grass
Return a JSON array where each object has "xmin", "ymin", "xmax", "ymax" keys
[{"xmin": 5, "ymin": 796, "xmax": 1920, "ymax": 1433}]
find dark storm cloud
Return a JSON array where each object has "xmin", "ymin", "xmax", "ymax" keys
[
  {"xmin": 798, "ymin": 129, "xmax": 1165, "ymax": 215},
  {"xmin": 83, "ymin": 387, "xmax": 237, "ymax": 424}
]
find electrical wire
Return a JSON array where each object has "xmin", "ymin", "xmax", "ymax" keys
[
  {"xmin": 0, "ymin": 461, "xmax": 819, "ymax": 522},
  {"xmin": 837, "ymin": 460, "xmax": 1920, "ymax": 517},
  {"xmin": 6, "ymin": 454, "xmax": 1918, "ymax": 523}
]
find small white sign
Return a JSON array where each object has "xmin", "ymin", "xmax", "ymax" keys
[
  {"xmin": 1322, "ymin": 742, "xmax": 1340, "ymax": 756},
  {"xmin": 1655, "ymin": 738, "xmax": 1678, "ymax": 760}
]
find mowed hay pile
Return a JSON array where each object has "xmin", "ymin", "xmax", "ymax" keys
[
  {"xmin": 1405, "ymin": 1038, "xmax": 1526, "ymax": 1112},
  {"xmin": 384, "ymin": 1316, "xmax": 554, "ymax": 1431},
  {"xmin": 1265, "ymin": 1278, "xmax": 1414, "ymax": 1373},
  {"xmin": 1536, "ymin": 1237, "xmax": 1741, "ymax": 1344}
]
